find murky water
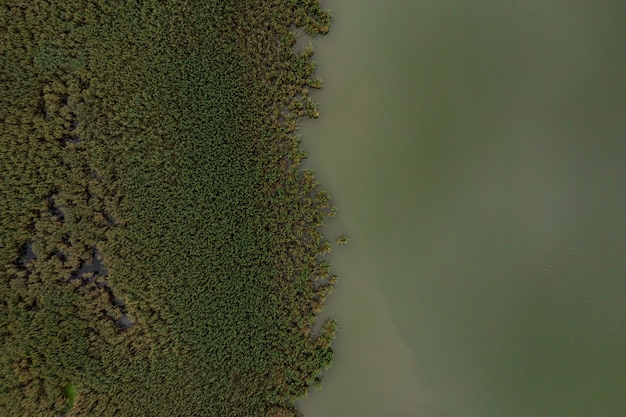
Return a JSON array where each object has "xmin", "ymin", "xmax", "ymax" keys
[{"xmin": 297, "ymin": 1, "xmax": 626, "ymax": 417}]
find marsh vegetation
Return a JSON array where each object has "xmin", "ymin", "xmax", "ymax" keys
[{"xmin": 0, "ymin": 1, "xmax": 336, "ymax": 416}]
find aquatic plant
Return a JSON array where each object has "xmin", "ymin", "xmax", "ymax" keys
[
  {"xmin": 64, "ymin": 384, "xmax": 77, "ymax": 412},
  {"xmin": 336, "ymin": 235, "xmax": 349, "ymax": 245},
  {"xmin": 0, "ymin": 1, "xmax": 336, "ymax": 416}
]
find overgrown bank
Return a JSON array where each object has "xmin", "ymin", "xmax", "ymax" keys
[{"xmin": 0, "ymin": 1, "xmax": 336, "ymax": 416}]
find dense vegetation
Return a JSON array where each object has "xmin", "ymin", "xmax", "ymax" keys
[{"xmin": 0, "ymin": 1, "xmax": 337, "ymax": 416}]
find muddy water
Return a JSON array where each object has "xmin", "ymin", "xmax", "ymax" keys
[{"xmin": 297, "ymin": 1, "xmax": 626, "ymax": 417}]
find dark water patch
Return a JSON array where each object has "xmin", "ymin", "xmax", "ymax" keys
[
  {"xmin": 47, "ymin": 196, "xmax": 65, "ymax": 222},
  {"xmin": 18, "ymin": 241, "xmax": 37, "ymax": 264},
  {"xmin": 68, "ymin": 249, "xmax": 107, "ymax": 282},
  {"xmin": 117, "ymin": 314, "xmax": 134, "ymax": 330},
  {"xmin": 61, "ymin": 135, "xmax": 81, "ymax": 145},
  {"xmin": 88, "ymin": 168, "xmax": 102, "ymax": 181},
  {"xmin": 13, "ymin": 241, "xmax": 38, "ymax": 278},
  {"xmin": 102, "ymin": 211, "xmax": 117, "ymax": 227},
  {"xmin": 54, "ymin": 251, "xmax": 68, "ymax": 262},
  {"xmin": 112, "ymin": 296, "xmax": 125, "ymax": 307},
  {"xmin": 37, "ymin": 93, "xmax": 52, "ymax": 121},
  {"xmin": 68, "ymin": 249, "xmax": 134, "ymax": 330},
  {"xmin": 63, "ymin": 114, "xmax": 81, "ymax": 146},
  {"xmin": 95, "ymin": 279, "xmax": 109, "ymax": 289}
]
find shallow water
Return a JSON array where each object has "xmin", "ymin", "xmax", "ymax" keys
[{"xmin": 297, "ymin": 1, "xmax": 626, "ymax": 417}]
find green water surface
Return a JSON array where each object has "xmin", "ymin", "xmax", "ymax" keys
[{"xmin": 298, "ymin": 1, "xmax": 626, "ymax": 416}]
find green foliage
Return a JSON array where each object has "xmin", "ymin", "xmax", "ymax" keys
[
  {"xmin": 0, "ymin": 1, "xmax": 336, "ymax": 416},
  {"xmin": 64, "ymin": 383, "xmax": 77, "ymax": 412},
  {"xmin": 336, "ymin": 235, "xmax": 349, "ymax": 245}
]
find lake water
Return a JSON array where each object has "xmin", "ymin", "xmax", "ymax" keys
[{"xmin": 297, "ymin": 1, "xmax": 626, "ymax": 417}]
